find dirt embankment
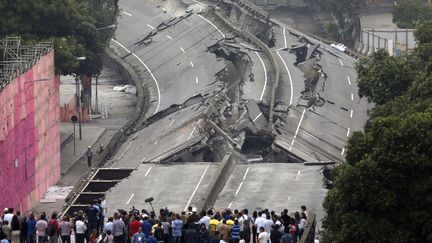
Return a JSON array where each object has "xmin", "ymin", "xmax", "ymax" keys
[{"xmin": 271, "ymin": 6, "xmax": 333, "ymax": 39}]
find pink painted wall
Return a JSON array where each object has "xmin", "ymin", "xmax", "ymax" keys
[{"xmin": 0, "ymin": 51, "xmax": 60, "ymax": 212}]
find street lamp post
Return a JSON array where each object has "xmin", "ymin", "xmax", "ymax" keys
[{"xmin": 75, "ymin": 56, "xmax": 86, "ymax": 140}]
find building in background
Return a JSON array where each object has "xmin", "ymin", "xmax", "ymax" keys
[{"xmin": 0, "ymin": 37, "xmax": 60, "ymax": 212}]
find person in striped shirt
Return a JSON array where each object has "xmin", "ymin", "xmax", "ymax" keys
[{"xmin": 231, "ymin": 220, "xmax": 241, "ymax": 243}]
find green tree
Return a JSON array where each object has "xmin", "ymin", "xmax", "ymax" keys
[
  {"xmin": 393, "ymin": 0, "xmax": 432, "ymax": 28},
  {"xmin": 322, "ymin": 18, "xmax": 432, "ymax": 243},
  {"xmin": 0, "ymin": 0, "xmax": 118, "ymax": 75},
  {"xmin": 356, "ymin": 49, "xmax": 414, "ymax": 105},
  {"xmin": 323, "ymin": 112, "xmax": 432, "ymax": 242}
]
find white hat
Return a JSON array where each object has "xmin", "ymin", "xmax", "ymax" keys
[
  {"xmin": 142, "ymin": 214, "xmax": 149, "ymax": 218},
  {"xmin": 192, "ymin": 207, "xmax": 197, "ymax": 212},
  {"xmin": 4, "ymin": 208, "xmax": 8, "ymax": 213}
]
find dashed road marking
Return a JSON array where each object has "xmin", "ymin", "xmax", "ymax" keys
[
  {"xmin": 351, "ymin": 93, "xmax": 354, "ymax": 101},
  {"xmin": 338, "ymin": 58, "xmax": 344, "ymax": 66},
  {"xmin": 190, "ymin": 61, "xmax": 194, "ymax": 67},
  {"xmin": 295, "ymin": 170, "xmax": 302, "ymax": 181},
  {"xmin": 252, "ymin": 113, "xmax": 262, "ymax": 122},
  {"xmin": 169, "ymin": 119, "xmax": 175, "ymax": 127},
  {"xmin": 180, "ymin": 47, "xmax": 186, "ymax": 53},
  {"xmin": 166, "ymin": 35, "xmax": 173, "ymax": 40},
  {"xmin": 126, "ymin": 193, "xmax": 134, "ymax": 205},
  {"xmin": 347, "ymin": 76, "xmax": 351, "ymax": 85},
  {"xmin": 145, "ymin": 167, "xmax": 152, "ymax": 177},
  {"xmin": 122, "ymin": 11, "xmax": 132, "ymax": 16},
  {"xmin": 187, "ymin": 120, "xmax": 201, "ymax": 141},
  {"xmin": 195, "ymin": 76, "xmax": 199, "ymax": 84},
  {"xmin": 347, "ymin": 128, "xmax": 351, "ymax": 137},
  {"xmin": 341, "ymin": 147, "xmax": 345, "ymax": 155},
  {"xmin": 350, "ymin": 109, "xmax": 353, "ymax": 118},
  {"xmin": 283, "ymin": 27, "xmax": 287, "ymax": 49},
  {"xmin": 146, "ymin": 24, "xmax": 155, "ymax": 29}
]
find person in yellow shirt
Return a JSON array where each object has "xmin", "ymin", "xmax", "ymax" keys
[{"xmin": 208, "ymin": 218, "xmax": 219, "ymax": 237}]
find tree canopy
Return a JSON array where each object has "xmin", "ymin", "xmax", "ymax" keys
[
  {"xmin": 393, "ymin": 0, "xmax": 432, "ymax": 28},
  {"xmin": 322, "ymin": 22, "xmax": 432, "ymax": 243},
  {"xmin": 356, "ymin": 49, "xmax": 414, "ymax": 105},
  {"xmin": 0, "ymin": 0, "xmax": 118, "ymax": 75}
]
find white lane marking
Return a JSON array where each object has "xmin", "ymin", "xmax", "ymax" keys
[
  {"xmin": 351, "ymin": 93, "xmax": 354, "ymax": 101},
  {"xmin": 289, "ymin": 109, "xmax": 306, "ymax": 151},
  {"xmin": 350, "ymin": 109, "xmax": 353, "ymax": 118},
  {"xmin": 140, "ymin": 157, "xmax": 146, "ymax": 163},
  {"xmin": 235, "ymin": 167, "xmax": 250, "ymax": 196},
  {"xmin": 287, "ymin": 195, "xmax": 291, "ymax": 201},
  {"xmin": 184, "ymin": 164, "xmax": 210, "ymax": 211},
  {"xmin": 111, "ymin": 39, "xmax": 161, "ymax": 114},
  {"xmin": 347, "ymin": 128, "xmax": 351, "ymax": 137},
  {"xmin": 154, "ymin": 138, "xmax": 159, "ymax": 144},
  {"xmin": 166, "ymin": 35, "xmax": 173, "ymax": 40},
  {"xmin": 169, "ymin": 119, "xmax": 175, "ymax": 127},
  {"xmin": 240, "ymin": 43, "xmax": 267, "ymax": 101},
  {"xmin": 229, "ymin": 167, "xmax": 250, "ymax": 208},
  {"xmin": 338, "ymin": 58, "xmax": 344, "ymax": 66},
  {"xmin": 197, "ymin": 14, "xmax": 225, "ymax": 39},
  {"xmin": 228, "ymin": 202, "xmax": 233, "ymax": 209},
  {"xmin": 122, "ymin": 11, "xmax": 132, "ymax": 16},
  {"xmin": 341, "ymin": 147, "xmax": 345, "ymax": 155},
  {"xmin": 190, "ymin": 61, "xmax": 194, "ymax": 67},
  {"xmin": 187, "ymin": 120, "xmax": 201, "ymax": 141},
  {"xmin": 145, "ymin": 167, "xmax": 152, "ymax": 177},
  {"xmin": 277, "ymin": 50, "xmax": 294, "ymax": 106},
  {"xmin": 256, "ymin": 52, "xmax": 268, "ymax": 101},
  {"xmin": 180, "ymin": 47, "xmax": 186, "ymax": 53},
  {"xmin": 195, "ymin": 76, "xmax": 199, "ymax": 84},
  {"xmin": 146, "ymin": 24, "xmax": 155, "ymax": 29},
  {"xmin": 295, "ymin": 170, "xmax": 301, "ymax": 181},
  {"xmin": 283, "ymin": 27, "xmax": 287, "ymax": 49},
  {"xmin": 252, "ymin": 112, "xmax": 262, "ymax": 122},
  {"xmin": 126, "ymin": 193, "xmax": 135, "ymax": 205},
  {"xmin": 347, "ymin": 76, "xmax": 351, "ymax": 85}
]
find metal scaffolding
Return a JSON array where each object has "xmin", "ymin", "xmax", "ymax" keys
[{"xmin": 0, "ymin": 37, "xmax": 53, "ymax": 91}]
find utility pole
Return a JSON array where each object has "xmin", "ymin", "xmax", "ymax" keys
[{"xmin": 75, "ymin": 75, "xmax": 83, "ymax": 140}]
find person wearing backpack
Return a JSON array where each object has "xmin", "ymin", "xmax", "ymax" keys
[
  {"xmin": 239, "ymin": 209, "xmax": 251, "ymax": 243},
  {"xmin": 47, "ymin": 212, "xmax": 59, "ymax": 243}
]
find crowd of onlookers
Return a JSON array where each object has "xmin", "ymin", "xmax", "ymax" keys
[{"xmin": 0, "ymin": 201, "xmax": 310, "ymax": 243}]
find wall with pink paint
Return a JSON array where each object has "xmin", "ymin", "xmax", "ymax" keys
[{"xmin": 0, "ymin": 51, "xmax": 60, "ymax": 212}]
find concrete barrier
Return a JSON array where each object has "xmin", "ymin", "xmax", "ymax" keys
[{"xmin": 197, "ymin": 152, "xmax": 234, "ymax": 212}]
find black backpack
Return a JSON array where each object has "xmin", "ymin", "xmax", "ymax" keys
[{"xmin": 47, "ymin": 222, "xmax": 55, "ymax": 236}]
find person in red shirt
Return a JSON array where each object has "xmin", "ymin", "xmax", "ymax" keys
[
  {"xmin": 129, "ymin": 216, "xmax": 142, "ymax": 238},
  {"xmin": 47, "ymin": 212, "xmax": 60, "ymax": 243}
]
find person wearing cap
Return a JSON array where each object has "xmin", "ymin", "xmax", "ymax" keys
[
  {"xmin": 86, "ymin": 146, "xmax": 94, "ymax": 168},
  {"xmin": 141, "ymin": 214, "xmax": 152, "ymax": 237},
  {"xmin": 187, "ymin": 207, "xmax": 199, "ymax": 224}
]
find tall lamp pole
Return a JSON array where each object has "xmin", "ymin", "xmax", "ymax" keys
[{"xmin": 75, "ymin": 56, "xmax": 86, "ymax": 140}]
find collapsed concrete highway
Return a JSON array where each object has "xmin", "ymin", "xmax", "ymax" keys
[{"xmin": 64, "ymin": 0, "xmax": 370, "ymax": 232}]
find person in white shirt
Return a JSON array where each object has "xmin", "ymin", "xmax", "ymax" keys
[
  {"xmin": 254, "ymin": 213, "xmax": 266, "ymax": 238},
  {"xmin": 264, "ymin": 215, "xmax": 273, "ymax": 234},
  {"xmin": 3, "ymin": 208, "xmax": 14, "ymax": 226},
  {"xmin": 75, "ymin": 216, "xmax": 87, "ymax": 243},
  {"xmin": 198, "ymin": 211, "xmax": 211, "ymax": 228},
  {"xmin": 258, "ymin": 227, "xmax": 269, "ymax": 243}
]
